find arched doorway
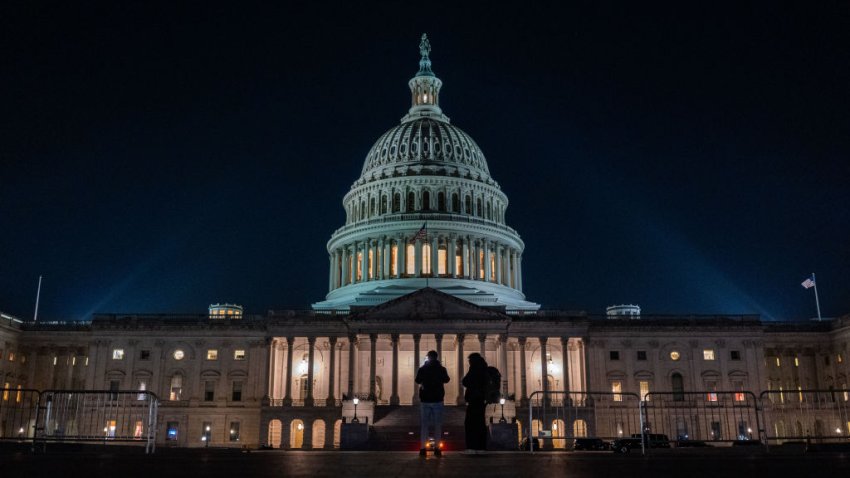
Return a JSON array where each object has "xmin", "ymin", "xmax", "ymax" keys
[
  {"xmin": 290, "ymin": 419, "xmax": 304, "ymax": 448},
  {"xmin": 333, "ymin": 419, "xmax": 342, "ymax": 448},
  {"xmin": 312, "ymin": 420, "xmax": 326, "ymax": 449},
  {"xmin": 552, "ymin": 419, "xmax": 566, "ymax": 449},
  {"xmin": 573, "ymin": 419, "xmax": 587, "ymax": 437},
  {"xmin": 268, "ymin": 419, "xmax": 282, "ymax": 448}
]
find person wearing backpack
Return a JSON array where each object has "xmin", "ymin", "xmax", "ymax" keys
[
  {"xmin": 415, "ymin": 350, "xmax": 450, "ymax": 456},
  {"xmin": 462, "ymin": 352, "xmax": 489, "ymax": 453}
]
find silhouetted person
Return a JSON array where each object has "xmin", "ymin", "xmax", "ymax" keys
[
  {"xmin": 415, "ymin": 350, "xmax": 450, "ymax": 456},
  {"xmin": 462, "ymin": 352, "xmax": 488, "ymax": 453}
]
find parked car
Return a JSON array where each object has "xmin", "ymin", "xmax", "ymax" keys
[
  {"xmin": 573, "ymin": 438, "xmax": 611, "ymax": 451},
  {"xmin": 612, "ymin": 434, "xmax": 671, "ymax": 453}
]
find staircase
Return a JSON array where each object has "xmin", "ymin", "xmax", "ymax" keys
[{"xmin": 368, "ymin": 404, "xmax": 466, "ymax": 451}]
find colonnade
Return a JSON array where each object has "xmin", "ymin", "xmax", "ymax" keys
[
  {"xmin": 268, "ymin": 334, "xmax": 587, "ymax": 407},
  {"xmin": 327, "ymin": 235, "xmax": 522, "ymax": 292}
]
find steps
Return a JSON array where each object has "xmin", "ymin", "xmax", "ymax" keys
[{"xmin": 369, "ymin": 404, "xmax": 466, "ymax": 451}]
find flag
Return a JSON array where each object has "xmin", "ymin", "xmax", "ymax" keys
[
  {"xmin": 414, "ymin": 222, "xmax": 427, "ymax": 240},
  {"xmin": 801, "ymin": 276, "xmax": 815, "ymax": 289}
]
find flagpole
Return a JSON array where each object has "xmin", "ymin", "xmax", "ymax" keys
[
  {"xmin": 33, "ymin": 275, "xmax": 42, "ymax": 323},
  {"xmin": 812, "ymin": 273, "xmax": 822, "ymax": 321}
]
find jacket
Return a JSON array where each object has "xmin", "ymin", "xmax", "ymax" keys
[{"xmin": 415, "ymin": 359, "xmax": 450, "ymax": 403}]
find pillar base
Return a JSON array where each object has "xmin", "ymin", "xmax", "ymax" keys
[
  {"xmin": 282, "ymin": 397, "xmax": 292, "ymax": 406},
  {"xmin": 326, "ymin": 397, "xmax": 337, "ymax": 407},
  {"xmin": 390, "ymin": 396, "xmax": 400, "ymax": 406},
  {"xmin": 305, "ymin": 397, "xmax": 314, "ymax": 407}
]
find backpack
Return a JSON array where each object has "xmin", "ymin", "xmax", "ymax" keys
[{"xmin": 485, "ymin": 366, "xmax": 502, "ymax": 404}]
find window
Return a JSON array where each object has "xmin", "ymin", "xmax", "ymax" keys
[
  {"xmin": 233, "ymin": 350, "xmax": 246, "ymax": 361},
  {"xmin": 109, "ymin": 379, "xmax": 120, "ymax": 398},
  {"xmin": 730, "ymin": 350, "xmax": 741, "ymax": 361},
  {"xmin": 637, "ymin": 351, "xmax": 647, "ymax": 361},
  {"xmin": 229, "ymin": 422, "xmax": 240, "ymax": 442},
  {"xmin": 732, "ymin": 380, "xmax": 745, "ymax": 402},
  {"xmin": 202, "ymin": 422, "xmax": 212, "ymax": 443},
  {"xmin": 705, "ymin": 380, "xmax": 718, "ymax": 402},
  {"xmin": 169, "ymin": 374, "xmax": 183, "ymax": 401},
  {"xmin": 670, "ymin": 351, "xmax": 680, "ymax": 361},
  {"xmin": 611, "ymin": 381, "xmax": 622, "ymax": 401},
  {"xmin": 2, "ymin": 382, "xmax": 9, "ymax": 400},
  {"xmin": 609, "ymin": 351, "xmax": 620, "ymax": 361},
  {"xmin": 207, "ymin": 349, "xmax": 218, "ymax": 360},
  {"xmin": 137, "ymin": 380, "xmax": 147, "ymax": 401},
  {"xmin": 775, "ymin": 357, "xmax": 781, "ymax": 367},
  {"xmin": 794, "ymin": 356, "xmax": 799, "ymax": 367},
  {"xmin": 839, "ymin": 354, "xmax": 844, "ymax": 364},
  {"xmin": 139, "ymin": 350, "xmax": 151, "ymax": 360},
  {"xmin": 173, "ymin": 350, "xmax": 185, "ymax": 361},
  {"xmin": 639, "ymin": 381, "xmax": 650, "ymax": 400},
  {"xmin": 166, "ymin": 422, "xmax": 179, "ymax": 441},
  {"xmin": 134, "ymin": 420, "xmax": 144, "ymax": 439},
  {"xmin": 8, "ymin": 352, "xmax": 15, "ymax": 362},
  {"xmin": 106, "ymin": 420, "xmax": 117, "ymax": 438},
  {"xmin": 204, "ymin": 381, "xmax": 215, "ymax": 401},
  {"xmin": 703, "ymin": 349, "xmax": 715, "ymax": 361},
  {"xmin": 52, "ymin": 356, "xmax": 57, "ymax": 366},
  {"xmin": 232, "ymin": 381, "xmax": 243, "ymax": 402},
  {"xmin": 15, "ymin": 385, "xmax": 22, "ymax": 403},
  {"xmin": 112, "ymin": 349, "xmax": 125, "ymax": 360},
  {"xmin": 672, "ymin": 373, "xmax": 684, "ymax": 401}
]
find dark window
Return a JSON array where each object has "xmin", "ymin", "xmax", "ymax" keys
[
  {"xmin": 422, "ymin": 191, "xmax": 430, "ymax": 210},
  {"xmin": 730, "ymin": 350, "xmax": 741, "ymax": 361},
  {"xmin": 672, "ymin": 373, "xmax": 685, "ymax": 401},
  {"xmin": 637, "ymin": 351, "xmax": 647, "ymax": 361},
  {"xmin": 609, "ymin": 351, "xmax": 620, "ymax": 361},
  {"xmin": 407, "ymin": 192, "xmax": 415, "ymax": 212},
  {"xmin": 109, "ymin": 379, "xmax": 120, "ymax": 399},
  {"xmin": 231, "ymin": 381, "xmax": 242, "ymax": 402},
  {"xmin": 437, "ymin": 192, "xmax": 446, "ymax": 211},
  {"xmin": 139, "ymin": 350, "xmax": 151, "ymax": 360},
  {"xmin": 204, "ymin": 381, "xmax": 215, "ymax": 401}
]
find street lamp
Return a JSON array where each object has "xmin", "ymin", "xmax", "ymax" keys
[
  {"xmin": 499, "ymin": 397, "xmax": 506, "ymax": 423},
  {"xmin": 205, "ymin": 425, "xmax": 211, "ymax": 447},
  {"xmin": 352, "ymin": 397, "xmax": 360, "ymax": 423}
]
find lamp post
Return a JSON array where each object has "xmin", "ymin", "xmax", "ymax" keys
[
  {"xmin": 205, "ymin": 425, "xmax": 211, "ymax": 447},
  {"xmin": 499, "ymin": 397, "xmax": 507, "ymax": 423},
  {"xmin": 352, "ymin": 397, "xmax": 360, "ymax": 423}
]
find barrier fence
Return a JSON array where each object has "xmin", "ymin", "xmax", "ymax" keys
[
  {"xmin": 0, "ymin": 388, "xmax": 159, "ymax": 454},
  {"xmin": 526, "ymin": 389, "xmax": 850, "ymax": 454}
]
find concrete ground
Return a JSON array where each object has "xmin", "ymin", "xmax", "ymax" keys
[{"xmin": 1, "ymin": 446, "xmax": 848, "ymax": 477}]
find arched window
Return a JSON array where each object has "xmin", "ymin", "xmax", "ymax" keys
[
  {"xmin": 369, "ymin": 198, "xmax": 376, "ymax": 217},
  {"xmin": 573, "ymin": 419, "xmax": 587, "ymax": 437},
  {"xmin": 465, "ymin": 195, "xmax": 472, "ymax": 214},
  {"xmin": 407, "ymin": 192, "xmax": 415, "ymax": 212},
  {"xmin": 360, "ymin": 201, "xmax": 366, "ymax": 220},
  {"xmin": 333, "ymin": 419, "xmax": 342, "ymax": 448},
  {"xmin": 392, "ymin": 193, "xmax": 401, "ymax": 213},
  {"xmin": 552, "ymin": 419, "xmax": 566, "ymax": 448},
  {"xmin": 381, "ymin": 196, "xmax": 388, "ymax": 214},
  {"xmin": 290, "ymin": 420, "xmax": 304, "ymax": 449},
  {"xmin": 451, "ymin": 193, "xmax": 459, "ymax": 212},
  {"xmin": 671, "ymin": 373, "xmax": 684, "ymax": 401},
  {"xmin": 437, "ymin": 192, "xmax": 446, "ymax": 211},
  {"xmin": 405, "ymin": 243, "xmax": 415, "ymax": 275},
  {"xmin": 312, "ymin": 420, "xmax": 326, "ymax": 449},
  {"xmin": 476, "ymin": 198, "xmax": 482, "ymax": 217},
  {"xmin": 169, "ymin": 374, "xmax": 183, "ymax": 401},
  {"xmin": 268, "ymin": 419, "xmax": 282, "ymax": 448},
  {"xmin": 422, "ymin": 191, "xmax": 431, "ymax": 211}
]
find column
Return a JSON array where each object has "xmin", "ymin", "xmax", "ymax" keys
[
  {"xmin": 511, "ymin": 250, "xmax": 518, "ymax": 289},
  {"xmin": 495, "ymin": 245, "xmax": 503, "ymax": 285},
  {"xmin": 430, "ymin": 235, "xmax": 438, "ymax": 276},
  {"xmin": 360, "ymin": 241, "xmax": 368, "ymax": 283},
  {"xmin": 342, "ymin": 247, "xmax": 350, "ymax": 286},
  {"xmin": 484, "ymin": 242, "xmax": 492, "ymax": 282},
  {"xmin": 499, "ymin": 334, "xmax": 509, "ymax": 396},
  {"xmin": 283, "ymin": 337, "xmax": 294, "ymax": 406},
  {"xmin": 456, "ymin": 334, "xmax": 465, "ymax": 405},
  {"xmin": 412, "ymin": 334, "xmax": 421, "ymax": 404},
  {"xmin": 390, "ymin": 334, "xmax": 400, "ymax": 405},
  {"xmin": 580, "ymin": 338, "xmax": 591, "ymax": 394},
  {"xmin": 448, "ymin": 234, "xmax": 457, "ymax": 277},
  {"xmin": 519, "ymin": 337, "xmax": 528, "ymax": 406},
  {"xmin": 540, "ymin": 337, "xmax": 549, "ymax": 395},
  {"xmin": 305, "ymin": 337, "xmax": 316, "ymax": 406},
  {"xmin": 369, "ymin": 334, "xmax": 377, "ymax": 400},
  {"xmin": 461, "ymin": 236, "xmax": 470, "ymax": 278},
  {"xmin": 517, "ymin": 254, "xmax": 523, "ymax": 292},
  {"xmin": 478, "ymin": 333, "xmax": 487, "ymax": 356},
  {"xmin": 347, "ymin": 334, "xmax": 356, "ymax": 397},
  {"xmin": 435, "ymin": 333, "xmax": 443, "ymax": 360},
  {"xmin": 326, "ymin": 337, "xmax": 337, "ymax": 406},
  {"xmin": 267, "ymin": 339, "xmax": 277, "ymax": 402},
  {"xmin": 561, "ymin": 337, "xmax": 571, "ymax": 403},
  {"xmin": 414, "ymin": 238, "xmax": 423, "ymax": 276},
  {"xmin": 328, "ymin": 254, "xmax": 334, "ymax": 291},
  {"xmin": 395, "ymin": 236, "xmax": 404, "ymax": 278},
  {"xmin": 382, "ymin": 238, "xmax": 390, "ymax": 279}
]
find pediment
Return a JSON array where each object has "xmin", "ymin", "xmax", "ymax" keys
[{"xmin": 353, "ymin": 287, "xmax": 508, "ymax": 321}]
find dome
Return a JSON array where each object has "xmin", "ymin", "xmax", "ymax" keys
[{"xmin": 358, "ymin": 118, "xmax": 493, "ymax": 184}]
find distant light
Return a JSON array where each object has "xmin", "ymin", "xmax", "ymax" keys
[
  {"xmin": 201, "ymin": 436, "xmax": 207, "ymax": 441},
  {"xmin": 499, "ymin": 398, "xmax": 505, "ymax": 405},
  {"xmin": 205, "ymin": 425, "xmax": 211, "ymax": 431},
  {"xmin": 353, "ymin": 397, "xmax": 359, "ymax": 405},
  {"xmin": 837, "ymin": 428, "xmax": 843, "ymax": 434}
]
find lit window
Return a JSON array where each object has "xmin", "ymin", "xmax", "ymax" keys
[
  {"xmin": 705, "ymin": 381, "xmax": 718, "ymax": 402},
  {"xmin": 207, "ymin": 349, "xmax": 218, "ymax": 360},
  {"xmin": 670, "ymin": 351, "xmax": 680, "ymax": 361},
  {"xmin": 703, "ymin": 349, "xmax": 715, "ymax": 361},
  {"xmin": 53, "ymin": 356, "xmax": 57, "ymax": 366},
  {"xmin": 775, "ymin": 357, "xmax": 781, "ymax": 367},
  {"xmin": 169, "ymin": 374, "xmax": 183, "ymax": 401},
  {"xmin": 234, "ymin": 350, "xmax": 246, "ymax": 361},
  {"xmin": 611, "ymin": 381, "xmax": 622, "ymax": 402},
  {"xmin": 112, "ymin": 349, "xmax": 125, "ymax": 360},
  {"xmin": 839, "ymin": 354, "xmax": 844, "ymax": 364},
  {"xmin": 639, "ymin": 381, "xmax": 650, "ymax": 400},
  {"xmin": 406, "ymin": 244, "xmax": 415, "ymax": 275},
  {"xmin": 732, "ymin": 380, "xmax": 745, "ymax": 402},
  {"xmin": 794, "ymin": 356, "xmax": 799, "ymax": 367},
  {"xmin": 173, "ymin": 350, "xmax": 185, "ymax": 361},
  {"xmin": 2, "ymin": 382, "xmax": 9, "ymax": 401},
  {"xmin": 166, "ymin": 422, "xmax": 179, "ymax": 441},
  {"xmin": 8, "ymin": 352, "xmax": 14, "ymax": 362},
  {"xmin": 134, "ymin": 421, "xmax": 144, "ymax": 439},
  {"xmin": 230, "ymin": 422, "xmax": 240, "ymax": 442},
  {"xmin": 422, "ymin": 243, "xmax": 431, "ymax": 274},
  {"xmin": 105, "ymin": 420, "xmax": 117, "ymax": 438},
  {"xmin": 16, "ymin": 385, "xmax": 22, "ymax": 403}
]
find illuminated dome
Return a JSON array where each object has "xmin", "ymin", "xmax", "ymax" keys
[{"xmin": 313, "ymin": 34, "xmax": 539, "ymax": 312}]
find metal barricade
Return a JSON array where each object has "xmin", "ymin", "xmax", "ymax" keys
[
  {"xmin": 527, "ymin": 391, "xmax": 642, "ymax": 452},
  {"xmin": 0, "ymin": 388, "xmax": 41, "ymax": 441},
  {"xmin": 36, "ymin": 390, "xmax": 159, "ymax": 453},
  {"xmin": 642, "ymin": 391, "xmax": 760, "ymax": 449},
  {"xmin": 759, "ymin": 389, "xmax": 850, "ymax": 448}
]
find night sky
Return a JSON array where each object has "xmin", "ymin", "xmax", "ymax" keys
[{"xmin": 2, "ymin": 2, "xmax": 848, "ymax": 321}]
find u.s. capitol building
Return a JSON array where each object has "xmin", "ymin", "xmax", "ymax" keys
[{"xmin": 1, "ymin": 36, "xmax": 848, "ymax": 450}]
